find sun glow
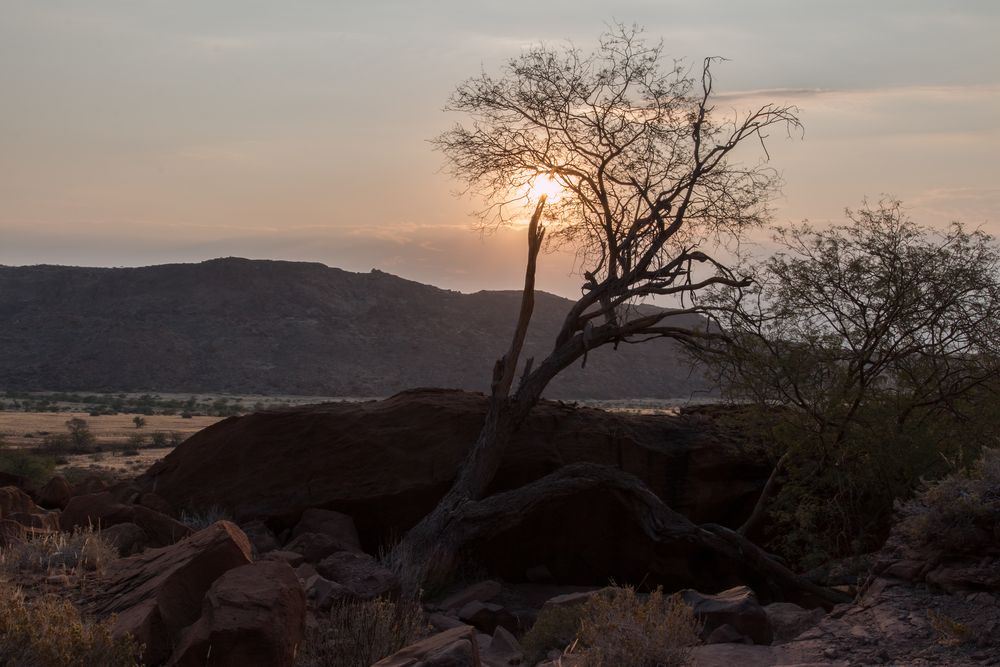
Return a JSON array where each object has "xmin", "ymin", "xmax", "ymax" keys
[{"xmin": 526, "ymin": 173, "xmax": 566, "ymax": 203}]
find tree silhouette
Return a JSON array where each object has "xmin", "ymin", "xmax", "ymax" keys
[{"xmin": 394, "ymin": 25, "xmax": 844, "ymax": 605}]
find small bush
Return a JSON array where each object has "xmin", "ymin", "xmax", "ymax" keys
[
  {"xmin": 521, "ymin": 601, "xmax": 586, "ymax": 664},
  {"xmin": 0, "ymin": 582, "xmax": 141, "ymax": 666},
  {"xmin": 896, "ymin": 448, "xmax": 1000, "ymax": 554},
  {"xmin": 928, "ymin": 609, "xmax": 973, "ymax": 646},
  {"xmin": 297, "ymin": 597, "xmax": 428, "ymax": 667},
  {"xmin": 573, "ymin": 586, "xmax": 701, "ymax": 667},
  {"xmin": 1, "ymin": 528, "xmax": 117, "ymax": 575}
]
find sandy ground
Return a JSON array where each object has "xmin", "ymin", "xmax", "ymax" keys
[{"xmin": 0, "ymin": 412, "xmax": 221, "ymax": 448}]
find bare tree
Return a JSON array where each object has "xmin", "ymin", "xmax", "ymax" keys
[{"xmin": 393, "ymin": 25, "xmax": 841, "ymax": 603}]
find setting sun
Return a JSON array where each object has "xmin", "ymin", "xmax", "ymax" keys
[{"xmin": 527, "ymin": 173, "xmax": 566, "ymax": 202}]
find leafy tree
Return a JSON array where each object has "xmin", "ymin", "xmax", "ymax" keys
[
  {"xmin": 697, "ymin": 200, "xmax": 1000, "ymax": 564},
  {"xmin": 132, "ymin": 416, "xmax": 146, "ymax": 429},
  {"xmin": 64, "ymin": 417, "xmax": 96, "ymax": 452},
  {"xmin": 389, "ymin": 25, "xmax": 841, "ymax": 603}
]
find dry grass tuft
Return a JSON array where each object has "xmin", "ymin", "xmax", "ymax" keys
[
  {"xmin": 296, "ymin": 596, "xmax": 428, "ymax": 667},
  {"xmin": 0, "ymin": 527, "xmax": 117, "ymax": 575},
  {"xmin": 572, "ymin": 586, "xmax": 701, "ymax": 667},
  {"xmin": 0, "ymin": 581, "xmax": 142, "ymax": 666}
]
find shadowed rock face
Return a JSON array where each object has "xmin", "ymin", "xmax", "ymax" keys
[
  {"xmin": 141, "ymin": 390, "xmax": 768, "ymax": 563},
  {"xmin": 0, "ymin": 257, "xmax": 710, "ymax": 398}
]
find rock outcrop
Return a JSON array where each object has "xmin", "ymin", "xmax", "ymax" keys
[{"xmin": 140, "ymin": 390, "xmax": 768, "ymax": 588}]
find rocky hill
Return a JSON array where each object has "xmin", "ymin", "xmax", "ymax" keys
[{"xmin": 0, "ymin": 257, "xmax": 712, "ymax": 398}]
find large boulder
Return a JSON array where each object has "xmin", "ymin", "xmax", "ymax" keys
[
  {"xmin": 140, "ymin": 390, "xmax": 767, "ymax": 553},
  {"xmin": 88, "ymin": 520, "xmax": 253, "ymax": 665},
  {"xmin": 61, "ymin": 492, "xmax": 191, "ymax": 547},
  {"xmin": 167, "ymin": 560, "xmax": 306, "ymax": 667}
]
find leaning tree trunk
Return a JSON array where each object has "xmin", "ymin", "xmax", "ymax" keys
[{"xmin": 391, "ymin": 198, "xmax": 850, "ymax": 608}]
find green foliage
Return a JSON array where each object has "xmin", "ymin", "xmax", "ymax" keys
[
  {"xmin": 0, "ymin": 449, "xmax": 56, "ymax": 485},
  {"xmin": 0, "ymin": 582, "xmax": 142, "ymax": 667},
  {"xmin": 573, "ymin": 586, "xmax": 700, "ymax": 667},
  {"xmin": 297, "ymin": 597, "xmax": 428, "ymax": 667},
  {"xmin": 697, "ymin": 201, "xmax": 1000, "ymax": 566}
]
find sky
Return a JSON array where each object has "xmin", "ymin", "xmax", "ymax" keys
[{"xmin": 1, "ymin": 1, "xmax": 998, "ymax": 297}]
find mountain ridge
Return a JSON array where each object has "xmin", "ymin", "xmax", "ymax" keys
[{"xmin": 0, "ymin": 257, "xmax": 711, "ymax": 399}]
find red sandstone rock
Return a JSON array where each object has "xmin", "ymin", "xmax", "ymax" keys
[
  {"xmin": 372, "ymin": 625, "xmax": 481, "ymax": 667},
  {"xmin": 37, "ymin": 475, "xmax": 72, "ymax": 509},
  {"xmin": 88, "ymin": 521, "xmax": 253, "ymax": 665},
  {"xmin": 61, "ymin": 491, "xmax": 191, "ymax": 547},
  {"xmin": 167, "ymin": 560, "xmax": 306, "ymax": 667}
]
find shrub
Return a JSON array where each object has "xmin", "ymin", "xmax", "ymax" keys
[
  {"xmin": 572, "ymin": 586, "xmax": 701, "ymax": 667},
  {"xmin": 0, "ymin": 528, "xmax": 118, "ymax": 575},
  {"xmin": 149, "ymin": 431, "xmax": 168, "ymax": 448},
  {"xmin": 0, "ymin": 449, "xmax": 56, "ymax": 485},
  {"xmin": 521, "ymin": 601, "xmax": 587, "ymax": 664},
  {"xmin": 297, "ymin": 597, "xmax": 428, "ymax": 667},
  {"xmin": 896, "ymin": 448, "xmax": 1000, "ymax": 555},
  {"xmin": 0, "ymin": 582, "xmax": 141, "ymax": 666}
]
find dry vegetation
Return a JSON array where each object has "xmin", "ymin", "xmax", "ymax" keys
[
  {"xmin": 0, "ymin": 412, "xmax": 219, "ymax": 448},
  {"xmin": 0, "ymin": 528, "xmax": 140, "ymax": 667},
  {"xmin": 296, "ymin": 597, "xmax": 428, "ymax": 667}
]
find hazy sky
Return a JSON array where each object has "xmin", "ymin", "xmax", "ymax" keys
[{"xmin": 2, "ymin": 1, "xmax": 998, "ymax": 296}]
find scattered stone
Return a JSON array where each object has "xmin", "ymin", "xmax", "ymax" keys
[
  {"xmin": 261, "ymin": 550, "xmax": 305, "ymax": 568},
  {"xmin": 371, "ymin": 625, "xmax": 481, "ymax": 667},
  {"xmin": 295, "ymin": 562, "xmax": 318, "ymax": 581},
  {"xmin": 87, "ymin": 520, "xmax": 253, "ymax": 665},
  {"xmin": 764, "ymin": 601, "xmax": 825, "ymax": 642},
  {"xmin": 284, "ymin": 531, "xmax": 349, "ymax": 563},
  {"xmin": 61, "ymin": 492, "xmax": 192, "ymax": 547},
  {"xmin": 72, "ymin": 475, "xmax": 109, "ymax": 497},
  {"xmin": 303, "ymin": 574, "xmax": 351, "ymax": 610},
  {"xmin": 706, "ymin": 623, "xmax": 753, "ymax": 645},
  {"xmin": 101, "ymin": 522, "xmax": 148, "ymax": 556},
  {"xmin": 0, "ymin": 485, "xmax": 39, "ymax": 517},
  {"xmin": 429, "ymin": 612, "xmax": 469, "ymax": 632},
  {"xmin": 167, "ymin": 560, "xmax": 306, "ymax": 667},
  {"xmin": 458, "ymin": 601, "xmax": 519, "ymax": 635},
  {"xmin": 7, "ymin": 510, "xmax": 59, "ymax": 531},
  {"xmin": 483, "ymin": 625, "xmax": 523, "ymax": 666},
  {"xmin": 437, "ymin": 580, "xmax": 503, "ymax": 612},
  {"xmin": 681, "ymin": 586, "xmax": 773, "ymax": 645},
  {"xmin": 240, "ymin": 519, "xmax": 279, "ymax": 555},
  {"xmin": 37, "ymin": 476, "xmax": 72, "ymax": 509},
  {"xmin": 138, "ymin": 492, "xmax": 175, "ymax": 517},
  {"xmin": 316, "ymin": 551, "xmax": 399, "ymax": 600},
  {"xmin": 292, "ymin": 508, "xmax": 362, "ymax": 552}
]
